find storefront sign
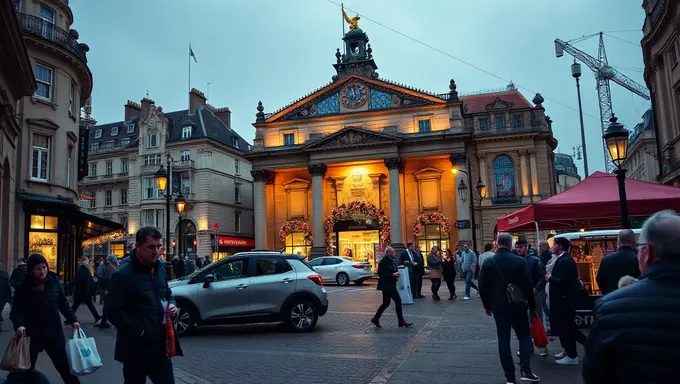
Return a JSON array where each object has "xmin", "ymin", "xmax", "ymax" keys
[
  {"xmin": 334, "ymin": 220, "xmax": 379, "ymax": 232},
  {"xmin": 454, "ymin": 220, "xmax": 471, "ymax": 230},
  {"xmin": 211, "ymin": 235, "xmax": 255, "ymax": 248},
  {"xmin": 77, "ymin": 126, "xmax": 89, "ymax": 181}
]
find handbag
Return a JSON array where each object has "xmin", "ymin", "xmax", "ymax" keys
[
  {"xmin": 166, "ymin": 308, "xmax": 177, "ymax": 357},
  {"xmin": 531, "ymin": 313, "xmax": 549, "ymax": 348},
  {"xmin": 492, "ymin": 257, "xmax": 529, "ymax": 308},
  {"xmin": 66, "ymin": 329, "xmax": 103, "ymax": 376},
  {"xmin": 0, "ymin": 336, "xmax": 30, "ymax": 372}
]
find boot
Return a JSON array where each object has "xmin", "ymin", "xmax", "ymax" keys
[
  {"xmin": 399, "ymin": 320, "xmax": 413, "ymax": 328},
  {"xmin": 370, "ymin": 317, "xmax": 382, "ymax": 328}
]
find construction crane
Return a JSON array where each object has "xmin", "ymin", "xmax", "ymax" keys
[{"xmin": 555, "ymin": 32, "xmax": 650, "ymax": 172}]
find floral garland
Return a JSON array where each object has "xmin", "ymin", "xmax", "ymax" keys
[
  {"xmin": 279, "ymin": 220, "xmax": 313, "ymax": 243},
  {"xmin": 413, "ymin": 212, "xmax": 452, "ymax": 236},
  {"xmin": 324, "ymin": 201, "xmax": 391, "ymax": 255}
]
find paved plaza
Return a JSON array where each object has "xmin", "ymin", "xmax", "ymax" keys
[{"xmin": 0, "ymin": 282, "xmax": 584, "ymax": 383}]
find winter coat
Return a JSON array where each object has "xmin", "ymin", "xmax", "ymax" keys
[
  {"xmin": 9, "ymin": 264, "xmax": 27, "ymax": 290},
  {"xmin": 442, "ymin": 258, "xmax": 457, "ymax": 281},
  {"xmin": 479, "ymin": 248, "xmax": 535, "ymax": 314},
  {"xmin": 376, "ymin": 256, "xmax": 399, "ymax": 293},
  {"xmin": 595, "ymin": 246, "xmax": 640, "ymax": 295},
  {"xmin": 73, "ymin": 264, "xmax": 94, "ymax": 300}
]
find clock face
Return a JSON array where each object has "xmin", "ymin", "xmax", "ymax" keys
[{"xmin": 340, "ymin": 82, "xmax": 368, "ymax": 109}]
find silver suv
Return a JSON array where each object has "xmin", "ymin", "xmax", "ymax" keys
[{"xmin": 169, "ymin": 252, "xmax": 328, "ymax": 336}]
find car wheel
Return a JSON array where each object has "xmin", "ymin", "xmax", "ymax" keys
[
  {"xmin": 336, "ymin": 272, "xmax": 350, "ymax": 286},
  {"xmin": 353, "ymin": 279, "xmax": 365, "ymax": 285},
  {"xmin": 174, "ymin": 306, "xmax": 194, "ymax": 337},
  {"xmin": 285, "ymin": 300, "xmax": 318, "ymax": 332}
]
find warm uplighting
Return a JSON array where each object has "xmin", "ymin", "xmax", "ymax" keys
[
  {"xmin": 603, "ymin": 114, "xmax": 629, "ymax": 169},
  {"xmin": 175, "ymin": 193, "xmax": 186, "ymax": 214},
  {"xmin": 154, "ymin": 165, "xmax": 168, "ymax": 192}
]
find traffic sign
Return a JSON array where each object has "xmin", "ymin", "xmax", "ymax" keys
[{"xmin": 214, "ymin": 223, "xmax": 219, "ymax": 232}]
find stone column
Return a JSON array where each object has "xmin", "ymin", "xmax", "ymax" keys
[
  {"xmin": 308, "ymin": 164, "xmax": 327, "ymax": 258},
  {"xmin": 385, "ymin": 158, "xmax": 405, "ymax": 251},
  {"xmin": 251, "ymin": 170, "xmax": 268, "ymax": 250},
  {"xmin": 449, "ymin": 154, "xmax": 470, "ymax": 243},
  {"xmin": 529, "ymin": 150, "xmax": 539, "ymax": 197},
  {"xmin": 478, "ymin": 154, "xmax": 489, "ymax": 204},
  {"xmin": 519, "ymin": 150, "xmax": 530, "ymax": 202}
]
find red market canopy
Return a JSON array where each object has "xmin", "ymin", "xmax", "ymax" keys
[{"xmin": 496, "ymin": 171, "xmax": 680, "ymax": 233}]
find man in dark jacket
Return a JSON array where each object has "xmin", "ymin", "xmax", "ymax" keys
[
  {"xmin": 397, "ymin": 242, "xmax": 419, "ymax": 300},
  {"xmin": 583, "ymin": 210, "xmax": 680, "ymax": 383},
  {"xmin": 595, "ymin": 229, "xmax": 640, "ymax": 295},
  {"xmin": 171, "ymin": 255, "xmax": 186, "ymax": 279},
  {"xmin": 105, "ymin": 227, "xmax": 182, "ymax": 382},
  {"xmin": 545, "ymin": 236, "xmax": 586, "ymax": 364},
  {"xmin": 370, "ymin": 247, "xmax": 412, "ymax": 328},
  {"xmin": 515, "ymin": 238, "xmax": 547, "ymax": 356},
  {"xmin": 70, "ymin": 256, "xmax": 101, "ymax": 324},
  {"xmin": 413, "ymin": 245, "xmax": 425, "ymax": 298},
  {"xmin": 479, "ymin": 233, "xmax": 539, "ymax": 383},
  {"xmin": 9, "ymin": 257, "xmax": 26, "ymax": 291}
]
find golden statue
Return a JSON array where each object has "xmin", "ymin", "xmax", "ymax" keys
[{"xmin": 343, "ymin": 10, "xmax": 360, "ymax": 30}]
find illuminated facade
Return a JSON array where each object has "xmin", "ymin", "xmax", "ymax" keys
[{"xmin": 246, "ymin": 27, "xmax": 558, "ymax": 266}]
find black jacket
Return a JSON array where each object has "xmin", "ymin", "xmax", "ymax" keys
[
  {"xmin": 9, "ymin": 264, "xmax": 27, "ymax": 290},
  {"xmin": 442, "ymin": 258, "xmax": 457, "ymax": 280},
  {"xmin": 10, "ymin": 272, "xmax": 77, "ymax": 345},
  {"xmin": 479, "ymin": 248, "xmax": 535, "ymax": 314},
  {"xmin": 539, "ymin": 250, "xmax": 552, "ymax": 266},
  {"xmin": 582, "ymin": 260, "xmax": 680, "ymax": 384},
  {"xmin": 396, "ymin": 250, "xmax": 416, "ymax": 272},
  {"xmin": 595, "ymin": 246, "xmax": 640, "ymax": 295},
  {"xmin": 376, "ymin": 256, "xmax": 399, "ymax": 293},
  {"xmin": 73, "ymin": 264, "xmax": 94, "ymax": 300},
  {"xmin": 548, "ymin": 252, "xmax": 581, "ymax": 305},
  {"xmin": 0, "ymin": 271, "xmax": 11, "ymax": 303},
  {"xmin": 525, "ymin": 255, "xmax": 546, "ymax": 293},
  {"xmin": 172, "ymin": 259, "xmax": 186, "ymax": 278},
  {"xmin": 104, "ymin": 250, "xmax": 183, "ymax": 363}
]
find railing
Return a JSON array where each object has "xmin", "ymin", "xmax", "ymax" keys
[
  {"xmin": 173, "ymin": 160, "xmax": 195, "ymax": 169},
  {"xmin": 17, "ymin": 13, "xmax": 87, "ymax": 63},
  {"xmin": 89, "ymin": 144, "xmax": 130, "ymax": 155}
]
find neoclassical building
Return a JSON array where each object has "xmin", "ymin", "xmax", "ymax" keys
[{"xmin": 245, "ymin": 26, "xmax": 557, "ymax": 267}]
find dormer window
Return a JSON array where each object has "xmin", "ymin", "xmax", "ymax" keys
[
  {"xmin": 111, "ymin": 127, "xmax": 118, "ymax": 136},
  {"xmin": 94, "ymin": 129, "xmax": 102, "ymax": 139},
  {"xmin": 232, "ymin": 137, "xmax": 240, "ymax": 148},
  {"xmin": 182, "ymin": 126, "xmax": 192, "ymax": 139},
  {"xmin": 283, "ymin": 133, "xmax": 295, "ymax": 146},
  {"xmin": 148, "ymin": 134, "xmax": 158, "ymax": 148},
  {"xmin": 127, "ymin": 124, "xmax": 134, "ymax": 133}
]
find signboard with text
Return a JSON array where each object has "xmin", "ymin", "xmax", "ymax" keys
[
  {"xmin": 77, "ymin": 125, "xmax": 89, "ymax": 181},
  {"xmin": 210, "ymin": 235, "xmax": 255, "ymax": 248}
]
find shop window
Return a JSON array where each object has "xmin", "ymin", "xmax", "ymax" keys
[
  {"xmin": 111, "ymin": 243, "xmax": 125, "ymax": 258},
  {"xmin": 416, "ymin": 224, "xmax": 449, "ymax": 266},
  {"xmin": 30, "ymin": 133, "xmax": 50, "ymax": 181},
  {"xmin": 30, "ymin": 215, "xmax": 58, "ymax": 230},
  {"xmin": 28, "ymin": 232, "xmax": 57, "ymax": 275},
  {"xmin": 285, "ymin": 232, "xmax": 311, "ymax": 256}
]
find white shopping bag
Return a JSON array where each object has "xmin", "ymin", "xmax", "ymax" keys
[
  {"xmin": 66, "ymin": 329, "xmax": 103, "ymax": 376},
  {"xmin": 397, "ymin": 268, "xmax": 414, "ymax": 305}
]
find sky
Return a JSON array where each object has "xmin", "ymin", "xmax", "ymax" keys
[{"xmin": 69, "ymin": 0, "xmax": 649, "ymax": 177}]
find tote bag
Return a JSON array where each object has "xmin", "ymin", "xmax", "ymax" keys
[
  {"xmin": 66, "ymin": 329, "xmax": 103, "ymax": 376},
  {"xmin": 0, "ymin": 336, "xmax": 30, "ymax": 372},
  {"xmin": 397, "ymin": 268, "xmax": 414, "ymax": 305}
]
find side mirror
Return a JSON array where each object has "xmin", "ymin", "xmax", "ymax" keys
[{"xmin": 203, "ymin": 274, "xmax": 214, "ymax": 288}]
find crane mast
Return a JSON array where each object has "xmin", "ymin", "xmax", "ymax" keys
[{"xmin": 555, "ymin": 32, "xmax": 650, "ymax": 173}]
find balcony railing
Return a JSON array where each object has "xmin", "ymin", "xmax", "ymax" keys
[
  {"xmin": 173, "ymin": 160, "xmax": 195, "ymax": 170},
  {"xmin": 17, "ymin": 13, "xmax": 88, "ymax": 64},
  {"xmin": 89, "ymin": 143, "xmax": 130, "ymax": 155}
]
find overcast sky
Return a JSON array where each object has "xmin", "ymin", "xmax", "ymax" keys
[{"xmin": 70, "ymin": 0, "xmax": 648, "ymax": 176}]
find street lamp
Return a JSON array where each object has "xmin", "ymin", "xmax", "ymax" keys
[
  {"xmin": 451, "ymin": 156, "xmax": 486, "ymax": 251},
  {"xmin": 572, "ymin": 61, "xmax": 590, "ymax": 177},
  {"xmin": 603, "ymin": 114, "xmax": 630, "ymax": 229},
  {"xmin": 175, "ymin": 192, "xmax": 186, "ymax": 260},
  {"xmin": 154, "ymin": 162, "xmax": 172, "ymax": 261}
]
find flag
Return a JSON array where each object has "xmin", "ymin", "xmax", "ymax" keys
[{"xmin": 190, "ymin": 46, "xmax": 197, "ymax": 63}]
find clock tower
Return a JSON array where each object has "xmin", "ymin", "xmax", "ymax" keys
[{"xmin": 333, "ymin": 28, "xmax": 378, "ymax": 81}]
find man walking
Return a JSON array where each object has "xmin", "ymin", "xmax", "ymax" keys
[
  {"xmin": 95, "ymin": 256, "xmax": 118, "ymax": 329},
  {"xmin": 582, "ymin": 210, "xmax": 680, "ymax": 383},
  {"xmin": 70, "ymin": 256, "xmax": 102, "ymax": 325},
  {"xmin": 397, "ymin": 242, "xmax": 419, "ymax": 300},
  {"xmin": 478, "ymin": 243, "xmax": 495, "ymax": 268},
  {"xmin": 371, "ymin": 247, "xmax": 413, "ymax": 328},
  {"xmin": 595, "ymin": 229, "xmax": 640, "ymax": 295},
  {"xmin": 545, "ymin": 237, "xmax": 586, "ymax": 365},
  {"xmin": 479, "ymin": 233, "xmax": 540, "ymax": 383},
  {"xmin": 515, "ymin": 238, "xmax": 547, "ymax": 357},
  {"xmin": 105, "ymin": 227, "xmax": 183, "ymax": 382},
  {"xmin": 460, "ymin": 244, "xmax": 478, "ymax": 300}
]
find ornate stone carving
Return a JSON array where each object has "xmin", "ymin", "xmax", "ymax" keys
[
  {"xmin": 198, "ymin": 147, "xmax": 213, "ymax": 156},
  {"xmin": 485, "ymin": 96, "xmax": 513, "ymax": 110},
  {"xmin": 308, "ymin": 164, "xmax": 327, "ymax": 176},
  {"xmin": 305, "ymin": 128, "xmax": 397, "ymax": 150},
  {"xmin": 251, "ymin": 170, "xmax": 269, "ymax": 182},
  {"xmin": 384, "ymin": 157, "xmax": 402, "ymax": 170}
]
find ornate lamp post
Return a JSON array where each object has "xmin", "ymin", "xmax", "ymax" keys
[
  {"xmin": 452, "ymin": 156, "xmax": 486, "ymax": 251},
  {"xmin": 572, "ymin": 61, "xmax": 590, "ymax": 176},
  {"xmin": 175, "ymin": 192, "xmax": 186, "ymax": 260},
  {"xmin": 603, "ymin": 114, "xmax": 631, "ymax": 229}
]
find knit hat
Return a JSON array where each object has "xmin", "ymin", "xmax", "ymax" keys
[{"xmin": 26, "ymin": 253, "xmax": 48, "ymax": 273}]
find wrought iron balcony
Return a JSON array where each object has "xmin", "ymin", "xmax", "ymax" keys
[
  {"xmin": 173, "ymin": 160, "xmax": 195, "ymax": 170},
  {"xmin": 17, "ymin": 13, "xmax": 88, "ymax": 64}
]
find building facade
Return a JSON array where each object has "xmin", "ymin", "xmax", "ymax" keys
[
  {"xmin": 12, "ymin": 0, "xmax": 121, "ymax": 281},
  {"xmin": 642, "ymin": 0, "xmax": 680, "ymax": 185},
  {"xmin": 0, "ymin": 0, "xmax": 36, "ymax": 271},
  {"xmin": 245, "ymin": 26, "xmax": 557, "ymax": 267},
  {"xmin": 554, "ymin": 153, "xmax": 581, "ymax": 193},
  {"xmin": 620, "ymin": 108, "xmax": 659, "ymax": 182},
  {"xmin": 79, "ymin": 89, "xmax": 254, "ymax": 262}
]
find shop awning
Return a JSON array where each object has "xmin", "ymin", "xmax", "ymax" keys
[
  {"xmin": 496, "ymin": 171, "xmax": 680, "ymax": 233},
  {"xmin": 76, "ymin": 210, "xmax": 125, "ymax": 240}
]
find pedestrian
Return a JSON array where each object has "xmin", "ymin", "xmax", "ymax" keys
[
  {"xmin": 478, "ymin": 243, "xmax": 495, "ymax": 268},
  {"xmin": 538, "ymin": 241, "xmax": 552, "ymax": 266},
  {"xmin": 104, "ymin": 227, "xmax": 183, "ymax": 382},
  {"xmin": 459, "ymin": 243, "xmax": 479, "ymax": 300},
  {"xmin": 95, "ymin": 255, "xmax": 118, "ymax": 329},
  {"xmin": 70, "ymin": 256, "xmax": 102, "ymax": 325},
  {"xmin": 203, "ymin": 256, "xmax": 212, "ymax": 267},
  {"xmin": 537, "ymin": 240, "xmax": 552, "ymax": 332},
  {"xmin": 514, "ymin": 238, "xmax": 548, "ymax": 357},
  {"xmin": 9, "ymin": 256, "xmax": 27, "ymax": 291},
  {"xmin": 172, "ymin": 255, "xmax": 186, "ymax": 279},
  {"xmin": 478, "ymin": 233, "xmax": 540, "ymax": 383},
  {"xmin": 10, "ymin": 254, "xmax": 81, "ymax": 384},
  {"xmin": 195, "ymin": 257, "xmax": 203, "ymax": 269},
  {"xmin": 441, "ymin": 249, "xmax": 458, "ymax": 300},
  {"xmin": 583, "ymin": 210, "xmax": 680, "ymax": 383},
  {"xmin": 595, "ymin": 229, "xmax": 640, "ymax": 295},
  {"xmin": 370, "ymin": 247, "xmax": 412, "ymax": 328},
  {"xmin": 545, "ymin": 236, "xmax": 586, "ymax": 365},
  {"xmin": 397, "ymin": 242, "xmax": 419, "ymax": 300},
  {"xmin": 0, "ymin": 269, "xmax": 11, "ymax": 322},
  {"xmin": 413, "ymin": 245, "xmax": 426, "ymax": 298},
  {"xmin": 185, "ymin": 257, "xmax": 196, "ymax": 275},
  {"xmin": 427, "ymin": 246, "xmax": 443, "ymax": 301}
]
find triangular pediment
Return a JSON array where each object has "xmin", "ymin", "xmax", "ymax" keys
[
  {"xmin": 303, "ymin": 127, "xmax": 401, "ymax": 151},
  {"xmin": 264, "ymin": 75, "xmax": 447, "ymax": 123},
  {"xmin": 485, "ymin": 96, "xmax": 513, "ymax": 110}
]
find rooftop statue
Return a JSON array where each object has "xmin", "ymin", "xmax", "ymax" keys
[{"xmin": 343, "ymin": 10, "xmax": 360, "ymax": 30}]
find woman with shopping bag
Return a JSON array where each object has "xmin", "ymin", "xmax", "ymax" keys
[{"xmin": 10, "ymin": 254, "xmax": 81, "ymax": 384}]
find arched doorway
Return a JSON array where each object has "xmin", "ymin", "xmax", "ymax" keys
[{"xmin": 176, "ymin": 219, "xmax": 197, "ymax": 258}]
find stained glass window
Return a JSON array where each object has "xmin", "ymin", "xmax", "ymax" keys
[
  {"xmin": 370, "ymin": 89, "xmax": 392, "ymax": 110},
  {"xmin": 316, "ymin": 93, "xmax": 340, "ymax": 115},
  {"xmin": 493, "ymin": 155, "xmax": 516, "ymax": 198}
]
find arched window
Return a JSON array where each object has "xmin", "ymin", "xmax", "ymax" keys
[
  {"xmin": 285, "ymin": 232, "xmax": 311, "ymax": 256},
  {"xmin": 416, "ymin": 224, "xmax": 449, "ymax": 266},
  {"xmin": 493, "ymin": 155, "xmax": 516, "ymax": 200}
]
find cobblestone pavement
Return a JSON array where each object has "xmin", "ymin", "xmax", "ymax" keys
[{"xmin": 0, "ymin": 280, "xmax": 584, "ymax": 383}]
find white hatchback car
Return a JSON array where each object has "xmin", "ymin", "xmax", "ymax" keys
[{"xmin": 308, "ymin": 256, "xmax": 374, "ymax": 286}]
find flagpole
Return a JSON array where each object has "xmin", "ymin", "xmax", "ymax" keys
[
  {"xmin": 341, "ymin": 3, "xmax": 346, "ymax": 54},
  {"xmin": 188, "ymin": 43, "xmax": 192, "ymax": 115}
]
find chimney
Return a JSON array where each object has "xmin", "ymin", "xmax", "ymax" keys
[
  {"xmin": 214, "ymin": 107, "xmax": 231, "ymax": 128},
  {"xmin": 140, "ymin": 96, "xmax": 154, "ymax": 115},
  {"xmin": 124, "ymin": 100, "xmax": 141, "ymax": 121},
  {"xmin": 189, "ymin": 88, "xmax": 207, "ymax": 113}
]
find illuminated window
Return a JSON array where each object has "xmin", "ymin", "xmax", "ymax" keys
[
  {"xmin": 285, "ymin": 232, "xmax": 311, "ymax": 256},
  {"xmin": 111, "ymin": 243, "xmax": 125, "ymax": 258},
  {"xmin": 416, "ymin": 224, "xmax": 449, "ymax": 266},
  {"xmin": 29, "ymin": 215, "xmax": 58, "ymax": 230}
]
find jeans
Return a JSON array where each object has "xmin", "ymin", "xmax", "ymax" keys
[
  {"xmin": 494, "ymin": 309, "xmax": 533, "ymax": 381},
  {"xmin": 551, "ymin": 302, "xmax": 587, "ymax": 358},
  {"xmin": 71, "ymin": 295, "xmax": 100, "ymax": 321},
  {"xmin": 123, "ymin": 358, "xmax": 175, "ymax": 384},
  {"xmin": 30, "ymin": 336, "xmax": 79, "ymax": 384},
  {"xmin": 374, "ymin": 290, "xmax": 404, "ymax": 323},
  {"xmin": 464, "ymin": 271, "xmax": 478, "ymax": 297}
]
